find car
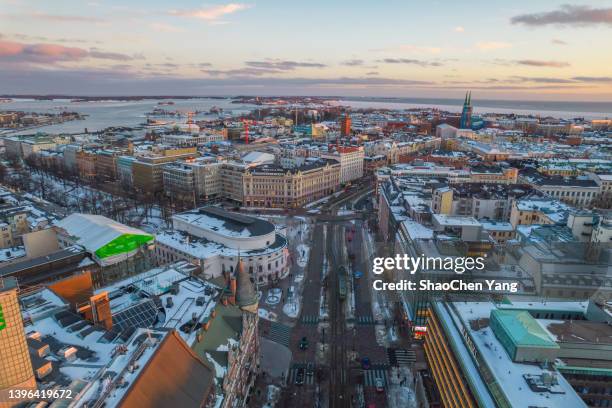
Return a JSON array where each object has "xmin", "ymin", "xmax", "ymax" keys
[
  {"xmin": 295, "ymin": 368, "xmax": 305, "ymax": 385},
  {"xmin": 299, "ymin": 336, "xmax": 309, "ymax": 350},
  {"xmin": 354, "ymin": 270, "xmax": 363, "ymax": 279},
  {"xmin": 361, "ymin": 357, "xmax": 371, "ymax": 370},
  {"xmin": 375, "ymin": 377, "xmax": 384, "ymax": 393}
]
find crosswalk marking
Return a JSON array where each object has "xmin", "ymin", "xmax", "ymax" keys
[
  {"xmin": 265, "ymin": 321, "xmax": 291, "ymax": 347},
  {"xmin": 301, "ymin": 315, "xmax": 319, "ymax": 325},
  {"xmin": 395, "ymin": 349, "xmax": 416, "ymax": 365},
  {"xmin": 387, "ymin": 348, "xmax": 416, "ymax": 366},
  {"xmin": 363, "ymin": 369, "xmax": 387, "ymax": 387},
  {"xmin": 356, "ymin": 315, "xmax": 375, "ymax": 325},
  {"xmin": 288, "ymin": 362, "xmax": 315, "ymax": 385}
]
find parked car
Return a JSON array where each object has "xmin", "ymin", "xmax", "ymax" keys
[
  {"xmin": 299, "ymin": 336, "xmax": 309, "ymax": 350},
  {"xmin": 295, "ymin": 368, "xmax": 305, "ymax": 385},
  {"xmin": 361, "ymin": 357, "xmax": 371, "ymax": 370}
]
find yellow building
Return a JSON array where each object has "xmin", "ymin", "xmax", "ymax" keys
[
  {"xmin": 432, "ymin": 187, "xmax": 453, "ymax": 214},
  {"xmin": 537, "ymin": 165, "xmax": 579, "ymax": 177},
  {"xmin": 509, "ymin": 199, "xmax": 566, "ymax": 228},
  {"xmin": 424, "ymin": 306, "xmax": 477, "ymax": 408},
  {"xmin": 469, "ymin": 167, "xmax": 518, "ymax": 184},
  {"xmin": 0, "ymin": 277, "xmax": 37, "ymax": 408}
]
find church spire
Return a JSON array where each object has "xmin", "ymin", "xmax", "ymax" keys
[
  {"xmin": 234, "ymin": 254, "xmax": 258, "ymax": 313},
  {"xmin": 460, "ymin": 90, "xmax": 473, "ymax": 129}
]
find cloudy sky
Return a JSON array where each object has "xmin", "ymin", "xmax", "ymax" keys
[{"xmin": 1, "ymin": 0, "xmax": 612, "ymax": 100}]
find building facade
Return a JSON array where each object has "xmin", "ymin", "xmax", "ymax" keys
[
  {"xmin": 155, "ymin": 207, "xmax": 289, "ymax": 285},
  {"xmin": 242, "ymin": 160, "xmax": 340, "ymax": 208},
  {"xmin": 0, "ymin": 277, "xmax": 37, "ymax": 408}
]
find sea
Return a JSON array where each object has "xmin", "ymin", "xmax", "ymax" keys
[
  {"xmin": 1, "ymin": 96, "xmax": 611, "ymax": 135},
  {"xmin": 333, "ymin": 97, "xmax": 612, "ymax": 120},
  {"xmin": 0, "ymin": 98, "xmax": 256, "ymax": 136}
]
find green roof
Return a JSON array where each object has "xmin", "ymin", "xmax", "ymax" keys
[
  {"xmin": 490, "ymin": 309, "xmax": 559, "ymax": 349},
  {"xmin": 192, "ymin": 304, "xmax": 243, "ymax": 375},
  {"xmin": 94, "ymin": 233, "xmax": 154, "ymax": 259},
  {"xmin": 0, "ymin": 303, "xmax": 6, "ymax": 332}
]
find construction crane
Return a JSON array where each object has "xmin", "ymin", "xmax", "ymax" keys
[{"xmin": 242, "ymin": 118, "xmax": 251, "ymax": 144}]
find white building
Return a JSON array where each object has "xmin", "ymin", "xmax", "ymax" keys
[
  {"xmin": 161, "ymin": 132, "xmax": 224, "ymax": 147},
  {"xmin": 155, "ymin": 207, "xmax": 289, "ymax": 285},
  {"xmin": 592, "ymin": 216, "xmax": 612, "ymax": 243},
  {"xmin": 322, "ymin": 146, "xmax": 364, "ymax": 184},
  {"xmin": 435, "ymin": 123, "xmax": 458, "ymax": 139}
]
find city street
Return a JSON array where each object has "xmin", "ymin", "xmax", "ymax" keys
[{"xmin": 266, "ymin": 185, "xmax": 395, "ymax": 408}]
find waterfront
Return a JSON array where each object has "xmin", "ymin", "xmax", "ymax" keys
[
  {"xmin": 0, "ymin": 98, "xmax": 256, "ymax": 135},
  {"xmin": 3, "ymin": 96, "xmax": 610, "ymax": 138},
  {"xmin": 334, "ymin": 97, "xmax": 612, "ymax": 120}
]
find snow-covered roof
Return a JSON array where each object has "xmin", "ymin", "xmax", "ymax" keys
[
  {"xmin": 56, "ymin": 213, "xmax": 152, "ymax": 253},
  {"xmin": 447, "ymin": 301, "xmax": 588, "ymax": 408},
  {"xmin": 241, "ymin": 151, "xmax": 275, "ymax": 165},
  {"xmin": 480, "ymin": 221, "xmax": 514, "ymax": 231},
  {"xmin": 402, "ymin": 219, "xmax": 434, "ymax": 240}
]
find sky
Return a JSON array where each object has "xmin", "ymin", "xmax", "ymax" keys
[{"xmin": 1, "ymin": 0, "xmax": 612, "ymax": 100}]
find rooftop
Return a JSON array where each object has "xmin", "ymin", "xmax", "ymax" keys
[
  {"xmin": 56, "ymin": 214, "xmax": 153, "ymax": 260},
  {"xmin": 446, "ymin": 301, "xmax": 587, "ymax": 408},
  {"xmin": 0, "ymin": 276, "xmax": 18, "ymax": 292},
  {"xmin": 491, "ymin": 309, "xmax": 559, "ymax": 349},
  {"xmin": 546, "ymin": 320, "xmax": 612, "ymax": 345},
  {"xmin": 433, "ymin": 214, "xmax": 481, "ymax": 227},
  {"xmin": 17, "ymin": 263, "xmax": 220, "ymax": 403},
  {"xmin": 250, "ymin": 158, "xmax": 338, "ymax": 175},
  {"xmin": 0, "ymin": 246, "xmax": 85, "ymax": 279},
  {"xmin": 174, "ymin": 207, "xmax": 275, "ymax": 238},
  {"xmin": 155, "ymin": 230, "xmax": 286, "ymax": 260},
  {"xmin": 96, "ymin": 262, "xmax": 220, "ymax": 346}
]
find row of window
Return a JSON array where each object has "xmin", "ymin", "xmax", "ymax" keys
[{"xmin": 545, "ymin": 189, "xmax": 597, "ymax": 198}]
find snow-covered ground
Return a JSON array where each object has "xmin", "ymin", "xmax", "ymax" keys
[
  {"xmin": 337, "ymin": 209, "xmax": 355, "ymax": 216},
  {"xmin": 258, "ymin": 308, "xmax": 278, "ymax": 321},
  {"xmin": 296, "ymin": 244, "xmax": 310, "ymax": 268},
  {"xmin": 264, "ymin": 385, "xmax": 281, "ymax": 407},
  {"xmin": 22, "ymin": 168, "xmax": 171, "ymax": 233},
  {"xmin": 282, "ymin": 299, "xmax": 300, "ymax": 318},
  {"xmin": 265, "ymin": 288, "xmax": 282, "ymax": 305},
  {"xmin": 387, "ymin": 366, "xmax": 417, "ymax": 408},
  {"xmin": 318, "ymin": 286, "xmax": 328, "ymax": 320}
]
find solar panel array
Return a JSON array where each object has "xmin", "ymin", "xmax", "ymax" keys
[
  {"xmin": 102, "ymin": 326, "xmax": 121, "ymax": 342},
  {"xmin": 112, "ymin": 299, "xmax": 158, "ymax": 330}
]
